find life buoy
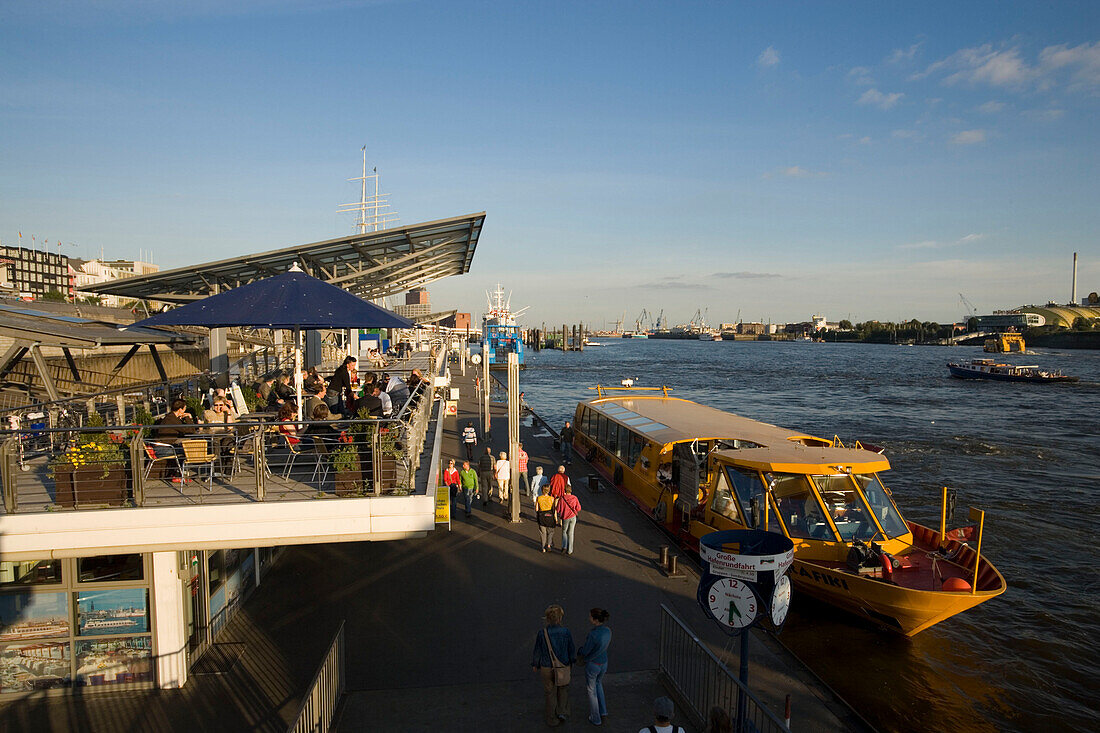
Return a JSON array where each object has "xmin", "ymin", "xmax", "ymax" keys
[
  {"xmin": 613, "ymin": 465, "xmax": 624, "ymax": 486},
  {"xmin": 653, "ymin": 500, "xmax": 667, "ymax": 522},
  {"xmin": 879, "ymin": 551, "xmax": 895, "ymax": 580}
]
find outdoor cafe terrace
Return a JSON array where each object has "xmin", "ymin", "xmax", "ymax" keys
[{"xmin": 0, "ymin": 348, "xmax": 449, "ymax": 564}]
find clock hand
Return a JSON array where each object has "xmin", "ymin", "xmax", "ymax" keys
[{"xmin": 728, "ymin": 600, "xmax": 742, "ymax": 624}]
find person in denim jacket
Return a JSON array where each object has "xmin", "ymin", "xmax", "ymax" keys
[{"xmin": 531, "ymin": 604, "xmax": 576, "ymax": 727}]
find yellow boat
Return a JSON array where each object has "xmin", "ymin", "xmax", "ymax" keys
[
  {"xmin": 984, "ymin": 332, "xmax": 1025, "ymax": 353},
  {"xmin": 571, "ymin": 387, "xmax": 1006, "ymax": 636}
]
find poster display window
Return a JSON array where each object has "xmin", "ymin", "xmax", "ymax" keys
[
  {"xmin": 75, "ymin": 637, "xmax": 153, "ymax": 686},
  {"xmin": 75, "ymin": 589, "xmax": 149, "ymax": 637},
  {"xmin": 0, "ymin": 641, "xmax": 71, "ymax": 692}
]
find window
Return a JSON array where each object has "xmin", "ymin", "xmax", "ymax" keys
[
  {"xmin": 768, "ymin": 473, "xmax": 836, "ymax": 540},
  {"xmin": 627, "ymin": 432, "xmax": 644, "ymax": 468},
  {"xmin": 724, "ymin": 466, "xmax": 767, "ymax": 527},
  {"xmin": 596, "ymin": 415, "xmax": 608, "ymax": 449},
  {"xmin": 78, "ymin": 555, "xmax": 143, "ymax": 583},
  {"xmin": 0, "ymin": 560, "xmax": 62, "ymax": 585},
  {"xmin": 853, "ymin": 473, "xmax": 909, "ymax": 538},
  {"xmin": 812, "ymin": 475, "xmax": 877, "ymax": 541},
  {"xmin": 608, "ymin": 422, "xmax": 621, "ymax": 458}
]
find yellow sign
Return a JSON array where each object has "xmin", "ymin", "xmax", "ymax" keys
[
  {"xmin": 435, "ymin": 486, "xmax": 450, "ymax": 524},
  {"xmin": 446, "ymin": 401, "xmax": 458, "ymax": 416}
]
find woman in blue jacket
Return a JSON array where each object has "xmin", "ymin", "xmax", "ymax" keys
[{"xmin": 577, "ymin": 607, "xmax": 612, "ymax": 726}]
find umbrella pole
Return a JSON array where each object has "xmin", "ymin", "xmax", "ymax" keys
[{"xmin": 295, "ymin": 327, "xmax": 304, "ymax": 422}]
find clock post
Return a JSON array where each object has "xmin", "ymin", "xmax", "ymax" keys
[{"xmin": 696, "ymin": 529, "xmax": 794, "ymax": 730}]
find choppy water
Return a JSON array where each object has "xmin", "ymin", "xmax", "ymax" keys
[{"xmin": 514, "ymin": 339, "xmax": 1100, "ymax": 733}]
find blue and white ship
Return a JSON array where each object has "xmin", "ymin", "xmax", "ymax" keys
[{"xmin": 481, "ymin": 284, "xmax": 526, "ymax": 369}]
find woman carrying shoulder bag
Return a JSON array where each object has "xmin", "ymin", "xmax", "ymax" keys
[
  {"xmin": 531, "ymin": 604, "xmax": 576, "ymax": 727},
  {"xmin": 535, "ymin": 484, "xmax": 559, "ymax": 552}
]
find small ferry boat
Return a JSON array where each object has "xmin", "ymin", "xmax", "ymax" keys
[
  {"xmin": 984, "ymin": 332, "xmax": 1025, "ymax": 353},
  {"xmin": 481, "ymin": 284, "xmax": 527, "ymax": 370},
  {"xmin": 948, "ymin": 359, "xmax": 1078, "ymax": 383},
  {"xmin": 569, "ymin": 389, "xmax": 1006, "ymax": 635}
]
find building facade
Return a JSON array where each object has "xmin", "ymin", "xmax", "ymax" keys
[{"xmin": 0, "ymin": 246, "xmax": 69, "ymax": 299}]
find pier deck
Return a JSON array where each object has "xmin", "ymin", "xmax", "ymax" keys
[{"xmin": 0, "ymin": 361, "xmax": 865, "ymax": 732}]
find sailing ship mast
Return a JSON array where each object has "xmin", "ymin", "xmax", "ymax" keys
[{"xmin": 338, "ymin": 147, "xmax": 400, "ymax": 233}]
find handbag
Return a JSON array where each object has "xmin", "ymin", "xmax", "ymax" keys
[
  {"xmin": 543, "ymin": 629, "xmax": 571, "ymax": 686},
  {"xmin": 537, "ymin": 508, "xmax": 558, "ymax": 528}
]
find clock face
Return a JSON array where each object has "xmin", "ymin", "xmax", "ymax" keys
[
  {"xmin": 770, "ymin": 575, "xmax": 792, "ymax": 626},
  {"xmin": 707, "ymin": 578, "xmax": 757, "ymax": 629}
]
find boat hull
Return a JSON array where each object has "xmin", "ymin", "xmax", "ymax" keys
[{"xmin": 948, "ymin": 365, "xmax": 1078, "ymax": 383}]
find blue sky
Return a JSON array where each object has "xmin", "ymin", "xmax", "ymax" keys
[{"xmin": 1, "ymin": 1, "xmax": 1098, "ymax": 326}]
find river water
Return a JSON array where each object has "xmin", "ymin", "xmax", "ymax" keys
[{"xmin": 513, "ymin": 338, "xmax": 1099, "ymax": 733}]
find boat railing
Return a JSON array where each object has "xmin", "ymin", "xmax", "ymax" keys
[{"xmin": 658, "ymin": 603, "xmax": 789, "ymax": 733}]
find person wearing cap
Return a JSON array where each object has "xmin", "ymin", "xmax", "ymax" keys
[{"xmin": 639, "ymin": 696, "xmax": 684, "ymax": 733}]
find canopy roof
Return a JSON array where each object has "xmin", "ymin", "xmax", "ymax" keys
[
  {"xmin": 0, "ymin": 303, "xmax": 194, "ymax": 348},
  {"xmin": 131, "ymin": 269, "xmax": 414, "ymax": 330},
  {"xmin": 81, "ymin": 213, "xmax": 485, "ymax": 304}
]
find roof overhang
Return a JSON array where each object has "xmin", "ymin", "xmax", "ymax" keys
[{"xmin": 78, "ymin": 213, "xmax": 486, "ymax": 304}]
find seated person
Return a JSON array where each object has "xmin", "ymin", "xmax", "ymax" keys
[
  {"xmin": 268, "ymin": 373, "xmax": 295, "ymax": 409},
  {"xmin": 154, "ymin": 399, "xmax": 195, "ymax": 447},
  {"xmin": 276, "ymin": 402, "xmax": 301, "ymax": 446},
  {"xmin": 360, "ymin": 386, "xmax": 384, "ymax": 418},
  {"xmin": 304, "ymin": 384, "xmax": 341, "ymax": 422},
  {"xmin": 256, "ymin": 375, "xmax": 275, "ymax": 404},
  {"xmin": 367, "ymin": 348, "xmax": 387, "ymax": 368},
  {"xmin": 202, "ymin": 396, "xmax": 238, "ymax": 431},
  {"xmin": 303, "ymin": 367, "xmax": 325, "ymax": 395}
]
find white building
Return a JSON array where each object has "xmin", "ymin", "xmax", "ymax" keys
[{"xmin": 72, "ymin": 259, "xmax": 160, "ymax": 307}]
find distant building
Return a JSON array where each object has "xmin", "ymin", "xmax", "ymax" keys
[
  {"xmin": 0, "ymin": 245, "xmax": 69, "ymax": 298},
  {"xmin": 736, "ymin": 322, "xmax": 770, "ymax": 336},
  {"xmin": 71, "ymin": 259, "xmax": 160, "ymax": 307},
  {"xmin": 392, "ymin": 288, "xmax": 432, "ymax": 319},
  {"xmin": 440, "ymin": 312, "xmax": 471, "ymax": 331}
]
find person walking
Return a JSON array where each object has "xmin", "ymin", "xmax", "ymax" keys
[
  {"xmin": 516, "ymin": 442, "xmax": 530, "ymax": 498},
  {"xmin": 443, "ymin": 459, "xmax": 460, "ymax": 509},
  {"xmin": 494, "ymin": 451, "xmax": 511, "ymax": 502},
  {"xmin": 532, "ymin": 604, "xmax": 576, "ymax": 727},
  {"xmin": 577, "ymin": 608, "xmax": 612, "ymax": 726},
  {"xmin": 639, "ymin": 697, "xmax": 684, "ymax": 733},
  {"xmin": 560, "ymin": 421, "xmax": 575, "ymax": 464},
  {"xmin": 549, "ymin": 465, "xmax": 570, "ymax": 499},
  {"xmin": 556, "ymin": 485, "xmax": 582, "ymax": 555},
  {"xmin": 529, "ymin": 465, "xmax": 547, "ymax": 504},
  {"xmin": 458, "ymin": 460, "xmax": 478, "ymax": 518},
  {"xmin": 461, "ymin": 421, "xmax": 478, "ymax": 461},
  {"xmin": 477, "ymin": 447, "xmax": 495, "ymax": 506},
  {"xmin": 535, "ymin": 485, "xmax": 558, "ymax": 552}
]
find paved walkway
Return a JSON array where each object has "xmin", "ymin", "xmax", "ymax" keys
[{"xmin": 0, "ymin": 363, "xmax": 866, "ymax": 733}]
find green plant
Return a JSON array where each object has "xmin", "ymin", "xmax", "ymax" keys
[
  {"xmin": 131, "ymin": 406, "xmax": 155, "ymax": 439},
  {"xmin": 331, "ymin": 444, "xmax": 359, "ymax": 473},
  {"xmin": 183, "ymin": 395, "xmax": 204, "ymax": 419},
  {"xmin": 48, "ymin": 412, "xmax": 127, "ymax": 479}
]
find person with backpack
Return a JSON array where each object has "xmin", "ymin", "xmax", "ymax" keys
[
  {"xmin": 555, "ymin": 485, "xmax": 582, "ymax": 555},
  {"xmin": 535, "ymin": 485, "xmax": 558, "ymax": 552},
  {"xmin": 639, "ymin": 697, "xmax": 684, "ymax": 733}
]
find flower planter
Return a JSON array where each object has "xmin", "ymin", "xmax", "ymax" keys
[
  {"xmin": 332, "ymin": 452, "xmax": 362, "ymax": 497},
  {"xmin": 53, "ymin": 463, "xmax": 128, "ymax": 507}
]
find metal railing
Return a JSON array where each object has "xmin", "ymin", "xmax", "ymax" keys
[
  {"xmin": 287, "ymin": 620, "xmax": 346, "ymax": 733},
  {"xmin": 658, "ymin": 604, "xmax": 789, "ymax": 733}
]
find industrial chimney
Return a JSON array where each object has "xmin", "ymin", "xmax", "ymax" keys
[{"xmin": 1071, "ymin": 252, "xmax": 1078, "ymax": 305}]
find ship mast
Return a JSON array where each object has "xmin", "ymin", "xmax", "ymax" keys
[{"xmin": 338, "ymin": 146, "xmax": 399, "ymax": 233}]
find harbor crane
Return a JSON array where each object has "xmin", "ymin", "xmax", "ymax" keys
[{"xmin": 635, "ymin": 308, "xmax": 651, "ymax": 332}]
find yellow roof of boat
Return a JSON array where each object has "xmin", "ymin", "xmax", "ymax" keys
[
  {"xmin": 584, "ymin": 394, "xmax": 890, "ymax": 472},
  {"xmin": 714, "ymin": 444, "xmax": 890, "ymax": 474}
]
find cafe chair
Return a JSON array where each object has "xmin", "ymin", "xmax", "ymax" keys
[{"xmin": 180, "ymin": 439, "xmax": 217, "ymax": 493}]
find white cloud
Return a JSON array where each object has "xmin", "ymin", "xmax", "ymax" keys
[
  {"xmin": 1023, "ymin": 108, "xmax": 1066, "ymax": 121},
  {"xmin": 976, "ymin": 101, "xmax": 1005, "ymax": 113},
  {"xmin": 764, "ymin": 166, "xmax": 828, "ymax": 179},
  {"xmin": 847, "ymin": 66, "xmax": 874, "ymax": 86},
  {"xmin": 857, "ymin": 88, "xmax": 904, "ymax": 110},
  {"xmin": 898, "ymin": 233, "xmax": 986, "ymax": 250},
  {"xmin": 951, "ymin": 129, "xmax": 987, "ymax": 145},
  {"xmin": 888, "ymin": 42, "xmax": 923, "ymax": 65},
  {"xmin": 917, "ymin": 41, "xmax": 1100, "ymax": 92},
  {"xmin": 757, "ymin": 46, "xmax": 780, "ymax": 68}
]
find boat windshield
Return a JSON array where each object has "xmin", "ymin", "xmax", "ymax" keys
[
  {"xmin": 767, "ymin": 473, "xmax": 837, "ymax": 541},
  {"xmin": 811, "ymin": 475, "xmax": 878, "ymax": 541},
  {"xmin": 853, "ymin": 473, "xmax": 909, "ymax": 538},
  {"xmin": 717, "ymin": 466, "xmax": 768, "ymax": 527}
]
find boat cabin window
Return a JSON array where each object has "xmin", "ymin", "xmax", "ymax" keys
[
  {"xmin": 812, "ymin": 475, "xmax": 878, "ymax": 541},
  {"xmin": 853, "ymin": 473, "xmax": 908, "ymax": 538},
  {"xmin": 627, "ymin": 433, "xmax": 644, "ymax": 468},
  {"xmin": 716, "ymin": 466, "xmax": 768, "ymax": 527},
  {"xmin": 609, "ymin": 423, "xmax": 622, "ymax": 458},
  {"xmin": 768, "ymin": 473, "xmax": 837, "ymax": 541}
]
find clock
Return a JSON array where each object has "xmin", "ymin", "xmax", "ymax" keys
[
  {"xmin": 707, "ymin": 578, "xmax": 758, "ymax": 629},
  {"xmin": 770, "ymin": 574, "xmax": 792, "ymax": 627},
  {"xmin": 471, "ymin": 353, "xmax": 482, "ymax": 365}
]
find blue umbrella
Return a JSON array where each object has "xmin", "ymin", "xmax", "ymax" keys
[
  {"xmin": 132, "ymin": 265, "xmax": 415, "ymax": 418},
  {"xmin": 131, "ymin": 265, "xmax": 414, "ymax": 330}
]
